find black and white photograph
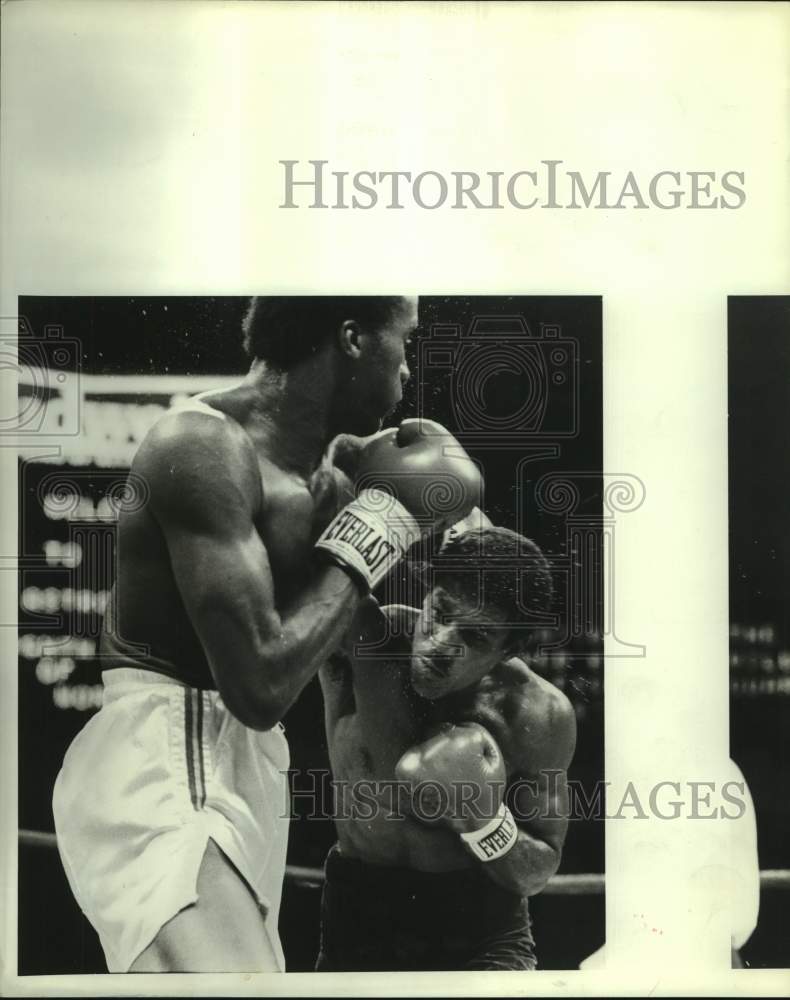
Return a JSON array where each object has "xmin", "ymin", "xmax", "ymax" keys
[
  {"xmin": 3, "ymin": 1, "xmax": 789, "ymax": 997},
  {"xmin": 17, "ymin": 294, "xmax": 603, "ymax": 975},
  {"xmin": 727, "ymin": 296, "xmax": 790, "ymax": 969}
]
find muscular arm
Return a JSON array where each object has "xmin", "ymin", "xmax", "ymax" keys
[
  {"xmin": 138, "ymin": 412, "xmax": 362, "ymax": 731},
  {"xmin": 317, "ymin": 596, "xmax": 379, "ymax": 738},
  {"xmin": 318, "ymin": 598, "xmax": 412, "ymax": 736},
  {"xmin": 483, "ymin": 687, "xmax": 577, "ymax": 896}
]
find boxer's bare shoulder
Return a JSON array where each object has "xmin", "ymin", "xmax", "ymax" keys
[
  {"xmin": 446, "ymin": 658, "xmax": 576, "ymax": 780},
  {"xmin": 502, "ymin": 662, "xmax": 577, "ymax": 776},
  {"xmin": 133, "ymin": 403, "xmax": 263, "ymax": 522}
]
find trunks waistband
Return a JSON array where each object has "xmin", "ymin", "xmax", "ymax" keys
[
  {"xmin": 99, "ymin": 667, "xmax": 288, "ymax": 740},
  {"xmin": 323, "ymin": 844, "xmax": 525, "ymax": 907},
  {"xmin": 102, "ymin": 666, "xmax": 190, "ymax": 688},
  {"xmin": 99, "ymin": 618, "xmax": 216, "ymax": 690}
]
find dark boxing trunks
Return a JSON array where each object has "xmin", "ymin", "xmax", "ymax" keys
[{"xmin": 315, "ymin": 843, "xmax": 537, "ymax": 972}]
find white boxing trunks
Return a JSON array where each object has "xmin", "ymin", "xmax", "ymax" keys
[{"xmin": 52, "ymin": 667, "xmax": 291, "ymax": 972}]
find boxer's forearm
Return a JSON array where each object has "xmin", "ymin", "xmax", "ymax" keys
[
  {"xmin": 478, "ymin": 829, "xmax": 560, "ymax": 896},
  {"xmin": 262, "ymin": 567, "xmax": 365, "ymax": 717},
  {"xmin": 200, "ymin": 564, "xmax": 363, "ymax": 731}
]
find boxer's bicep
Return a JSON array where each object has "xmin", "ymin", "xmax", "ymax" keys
[
  {"xmin": 167, "ymin": 529, "xmax": 287, "ymax": 725},
  {"xmin": 510, "ymin": 691, "xmax": 577, "ymax": 855},
  {"xmin": 513, "ymin": 766, "xmax": 569, "ymax": 857},
  {"xmin": 166, "ymin": 517, "xmax": 279, "ymax": 659}
]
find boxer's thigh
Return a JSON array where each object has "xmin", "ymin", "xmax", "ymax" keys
[
  {"xmin": 462, "ymin": 910, "xmax": 538, "ymax": 971},
  {"xmin": 130, "ymin": 839, "xmax": 279, "ymax": 972}
]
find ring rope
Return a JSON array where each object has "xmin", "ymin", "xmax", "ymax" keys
[{"xmin": 18, "ymin": 830, "xmax": 790, "ymax": 895}]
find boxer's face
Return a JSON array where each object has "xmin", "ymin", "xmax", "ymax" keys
[
  {"xmin": 410, "ymin": 583, "xmax": 511, "ymax": 700},
  {"xmin": 346, "ymin": 295, "xmax": 418, "ymax": 433}
]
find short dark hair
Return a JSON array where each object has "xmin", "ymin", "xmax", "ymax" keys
[
  {"xmin": 241, "ymin": 296, "xmax": 405, "ymax": 368},
  {"xmin": 427, "ymin": 526, "xmax": 553, "ymax": 653}
]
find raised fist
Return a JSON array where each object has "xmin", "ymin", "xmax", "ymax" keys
[
  {"xmin": 395, "ymin": 722, "xmax": 506, "ymax": 833},
  {"xmin": 316, "ymin": 420, "xmax": 482, "ymax": 592},
  {"xmin": 356, "ymin": 419, "xmax": 482, "ymax": 532}
]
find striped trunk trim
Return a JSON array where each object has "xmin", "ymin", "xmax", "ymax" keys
[
  {"xmin": 195, "ymin": 692, "xmax": 207, "ymax": 809},
  {"xmin": 184, "ymin": 690, "xmax": 206, "ymax": 810}
]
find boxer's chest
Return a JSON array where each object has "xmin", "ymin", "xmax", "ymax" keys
[
  {"xmin": 353, "ymin": 670, "xmax": 518, "ymax": 781},
  {"xmin": 253, "ymin": 460, "xmax": 341, "ymax": 602},
  {"xmin": 350, "ymin": 662, "xmax": 426, "ymax": 777}
]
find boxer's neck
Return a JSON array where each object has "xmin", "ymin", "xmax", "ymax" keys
[{"xmin": 238, "ymin": 357, "xmax": 336, "ymax": 477}]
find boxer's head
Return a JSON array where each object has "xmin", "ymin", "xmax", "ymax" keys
[
  {"xmin": 409, "ymin": 527, "xmax": 552, "ymax": 700},
  {"xmin": 242, "ymin": 295, "xmax": 418, "ymax": 434}
]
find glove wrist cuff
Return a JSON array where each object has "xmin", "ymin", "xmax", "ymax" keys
[
  {"xmin": 458, "ymin": 802, "xmax": 518, "ymax": 862},
  {"xmin": 315, "ymin": 488, "xmax": 420, "ymax": 592}
]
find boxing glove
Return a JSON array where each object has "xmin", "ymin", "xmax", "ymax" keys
[
  {"xmin": 357, "ymin": 419, "xmax": 482, "ymax": 529},
  {"xmin": 315, "ymin": 419, "xmax": 482, "ymax": 592},
  {"xmin": 395, "ymin": 723, "xmax": 519, "ymax": 862}
]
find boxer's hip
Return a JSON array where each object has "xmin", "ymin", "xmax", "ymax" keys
[
  {"xmin": 316, "ymin": 843, "xmax": 537, "ymax": 971},
  {"xmin": 99, "ymin": 618, "xmax": 215, "ymax": 690},
  {"xmin": 53, "ymin": 667, "xmax": 291, "ymax": 971}
]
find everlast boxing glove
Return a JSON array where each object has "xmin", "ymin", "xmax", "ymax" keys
[
  {"xmin": 395, "ymin": 723, "xmax": 519, "ymax": 862},
  {"xmin": 315, "ymin": 419, "xmax": 481, "ymax": 592}
]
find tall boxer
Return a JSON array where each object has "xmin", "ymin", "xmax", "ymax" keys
[
  {"xmin": 318, "ymin": 525, "xmax": 577, "ymax": 971},
  {"xmin": 52, "ymin": 296, "xmax": 482, "ymax": 973}
]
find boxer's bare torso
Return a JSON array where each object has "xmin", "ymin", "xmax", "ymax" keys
[{"xmin": 321, "ymin": 603, "xmax": 574, "ymax": 875}]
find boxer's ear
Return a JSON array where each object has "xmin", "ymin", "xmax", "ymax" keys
[{"xmin": 337, "ymin": 318, "xmax": 363, "ymax": 359}]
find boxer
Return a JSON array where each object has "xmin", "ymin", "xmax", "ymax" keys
[
  {"xmin": 52, "ymin": 295, "xmax": 482, "ymax": 973},
  {"xmin": 317, "ymin": 524, "xmax": 576, "ymax": 971}
]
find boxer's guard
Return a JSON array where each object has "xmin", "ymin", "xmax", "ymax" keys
[{"xmin": 317, "ymin": 516, "xmax": 576, "ymax": 971}]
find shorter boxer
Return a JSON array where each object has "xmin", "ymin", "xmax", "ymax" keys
[{"xmin": 317, "ymin": 525, "xmax": 577, "ymax": 971}]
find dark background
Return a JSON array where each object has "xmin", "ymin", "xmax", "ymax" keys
[
  {"xmin": 728, "ymin": 296, "xmax": 790, "ymax": 969},
  {"xmin": 18, "ymin": 295, "xmax": 604, "ymax": 973}
]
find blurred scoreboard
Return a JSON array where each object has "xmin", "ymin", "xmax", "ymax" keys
[
  {"xmin": 730, "ymin": 622, "xmax": 790, "ymax": 698},
  {"xmin": 18, "ymin": 369, "xmax": 240, "ymax": 707}
]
